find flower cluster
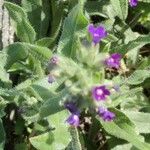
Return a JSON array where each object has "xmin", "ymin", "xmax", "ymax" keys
[
  {"xmin": 89, "ymin": 24, "xmax": 121, "ymax": 122},
  {"xmin": 92, "ymin": 85, "xmax": 115, "ymax": 121},
  {"xmin": 49, "ymin": 24, "xmax": 123, "ymax": 127}
]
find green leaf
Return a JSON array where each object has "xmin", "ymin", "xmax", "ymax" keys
[
  {"xmin": 22, "ymin": 0, "xmax": 51, "ymax": 39},
  {"xmin": 108, "ymin": 137, "xmax": 137, "ymax": 150},
  {"xmin": 3, "ymin": 42, "xmax": 52, "ymax": 70},
  {"xmin": 35, "ymin": 37, "xmax": 55, "ymax": 48},
  {"xmin": 50, "ymin": 1, "xmax": 64, "ymax": 37},
  {"xmin": 110, "ymin": 87, "xmax": 143, "ymax": 107},
  {"xmin": 39, "ymin": 89, "xmax": 66, "ymax": 118},
  {"xmin": 67, "ymin": 128, "xmax": 82, "ymax": 150},
  {"xmin": 126, "ymin": 70, "xmax": 150, "ymax": 85},
  {"xmin": 124, "ymin": 111, "xmax": 150, "ymax": 133},
  {"xmin": 20, "ymin": 77, "xmax": 66, "ymax": 122},
  {"xmin": 0, "ymin": 53, "xmax": 11, "ymax": 88},
  {"xmin": 98, "ymin": 109, "xmax": 150, "ymax": 150},
  {"xmin": 0, "ymin": 97, "xmax": 6, "ymax": 118},
  {"xmin": 112, "ymin": 35, "xmax": 150, "ymax": 55},
  {"xmin": 138, "ymin": 57, "xmax": 150, "ymax": 70},
  {"xmin": 57, "ymin": 3, "xmax": 88, "ymax": 58},
  {"xmin": 110, "ymin": 143, "xmax": 137, "ymax": 150},
  {"xmin": 4, "ymin": 2, "xmax": 36, "ymax": 43},
  {"xmin": 0, "ymin": 119, "xmax": 5, "ymax": 150},
  {"xmin": 3, "ymin": 43, "xmax": 28, "ymax": 70},
  {"xmin": 39, "ymin": 0, "xmax": 51, "ymax": 38},
  {"xmin": 25, "ymin": 43, "xmax": 52, "ymax": 61},
  {"xmin": 139, "ymin": 0, "xmax": 150, "ymax": 2},
  {"xmin": 21, "ymin": 0, "xmax": 42, "ymax": 38},
  {"xmin": 102, "ymin": 42, "xmax": 111, "ymax": 52},
  {"xmin": 85, "ymin": 1, "xmax": 109, "ymax": 18},
  {"xmin": 120, "ymin": 91, "xmax": 149, "ymax": 110},
  {"xmin": 32, "ymin": 77, "xmax": 66, "ymax": 100},
  {"xmin": 30, "ymin": 110, "xmax": 71, "ymax": 150},
  {"xmin": 110, "ymin": 0, "xmax": 128, "ymax": 20}
]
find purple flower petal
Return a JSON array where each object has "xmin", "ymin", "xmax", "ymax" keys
[
  {"xmin": 111, "ymin": 53, "xmax": 121, "ymax": 60},
  {"xmin": 92, "ymin": 85, "xmax": 110, "ymax": 101},
  {"xmin": 88, "ymin": 24, "xmax": 95, "ymax": 33},
  {"xmin": 88, "ymin": 24, "xmax": 107, "ymax": 45},
  {"xmin": 96, "ymin": 26, "xmax": 107, "ymax": 38},
  {"xmin": 129, "ymin": 0, "xmax": 138, "ymax": 7},
  {"xmin": 98, "ymin": 107, "xmax": 115, "ymax": 122},
  {"xmin": 105, "ymin": 53, "xmax": 121, "ymax": 69},
  {"xmin": 66, "ymin": 114, "xmax": 79, "ymax": 127},
  {"xmin": 64, "ymin": 102, "xmax": 80, "ymax": 115}
]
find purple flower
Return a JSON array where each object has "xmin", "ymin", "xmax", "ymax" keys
[
  {"xmin": 88, "ymin": 24, "xmax": 107, "ymax": 45},
  {"xmin": 105, "ymin": 53, "xmax": 121, "ymax": 69},
  {"xmin": 129, "ymin": 0, "xmax": 138, "ymax": 7},
  {"xmin": 65, "ymin": 102, "xmax": 80, "ymax": 115},
  {"xmin": 66, "ymin": 114, "xmax": 80, "ymax": 127},
  {"xmin": 48, "ymin": 74, "xmax": 55, "ymax": 83},
  {"xmin": 92, "ymin": 85, "xmax": 110, "ymax": 101},
  {"xmin": 50, "ymin": 56, "xmax": 59, "ymax": 65},
  {"xmin": 98, "ymin": 107, "xmax": 115, "ymax": 121}
]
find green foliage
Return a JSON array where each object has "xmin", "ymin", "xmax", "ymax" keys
[
  {"xmin": 57, "ymin": 2, "xmax": 89, "ymax": 58},
  {"xmin": 126, "ymin": 70, "xmax": 150, "ymax": 85},
  {"xmin": 124, "ymin": 111, "xmax": 150, "ymax": 133},
  {"xmin": 2, "ymin": 43, "xmax": 28, "ymax": 70},
  {"xmin": 110, "ymin": 0, "xmax": 128, "ymax": 20},
  {"xmin": 99, "ymin": 109, "xmax": 150, "ymax": 150},
  {"xmin": 4, "ymin": 2, "xmax": 36, "ymax": 43},
  {"xmin": 0, "ymin": 119, "xmax": 5, "ymax": 150},
  {"xmin": 67, "ymin": 128, "xmax": 82, "ymax": 150},
  {"xmin": 30, "ymin": 110, "xmax": 71, "ymax": 150},
  {"xmin": 1, "ymin": 0, "xmax": 150, "ymax": 150}
]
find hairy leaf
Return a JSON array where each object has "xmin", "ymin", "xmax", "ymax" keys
[
  {"xmin": 57, "ymin": 2, "xmax": 88, "ymax": 58},
  {"xmin": 99, "ymin": 109, "xmax": 150, "ymax": 150},
  {"xmin": 30, "ymin": 110, "xmax": 71, "ymax": 150},
  {"xmin": 4, "ymin": 2, "xmax": 36, "ymax": 43},
  {"xmin": 126, "ymin": 70, "xmax": 150, "ymax": 85},
  {"xmin": 110, "ymin": 0, "xmax": 128, "ymax": 20},
  {"xmin": 124, "ymin": 111, "xmax": 150, "ymax": 133}
]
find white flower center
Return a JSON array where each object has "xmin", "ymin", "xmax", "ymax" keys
[
  {"xmin": 96, "ymin": 89, "xmax": 103, "ymax": 95},
  {"xmin": 73, "ymin": 115, "xmax": 78, "ymax": 121},
  {"xmin": 94, "ymin": 33, "xmax": 99, "ymax": 37},
  {"xmin": 108, "ymin": 58, "xmax": 114, "ymax": 63}
]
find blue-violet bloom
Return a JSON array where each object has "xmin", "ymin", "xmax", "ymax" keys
[
  {"xmin": 65, "ymin": 102, "xmax": 80, "ymax": 115},
  {"xmin": 50, "ymin": 56, "xmax": 59, "ymax": 65},
  {"xmin": 105, "ymin": 53, "xmax": 121, "ymax": 69},
  {"xmin": 98, "ymin": 107, "xmax": 115, "ymax": 121},
  {"xmin": 88, "ymin": 24, "xmax": 107, "ymax": 45},
  {"xmin": 48, "ymin": 74, "xmax": 55, "ymax": 84},
  {"xmin": 66, "ymin": 114, "xmax": 80, "ymax": 127},
  {"xmin": 129, "ymin": 0, "xmax": 138, "ymax": 7},
  {"xmin": 92, "ymin": 85, "xmax": 110, "ymax": 101}
]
